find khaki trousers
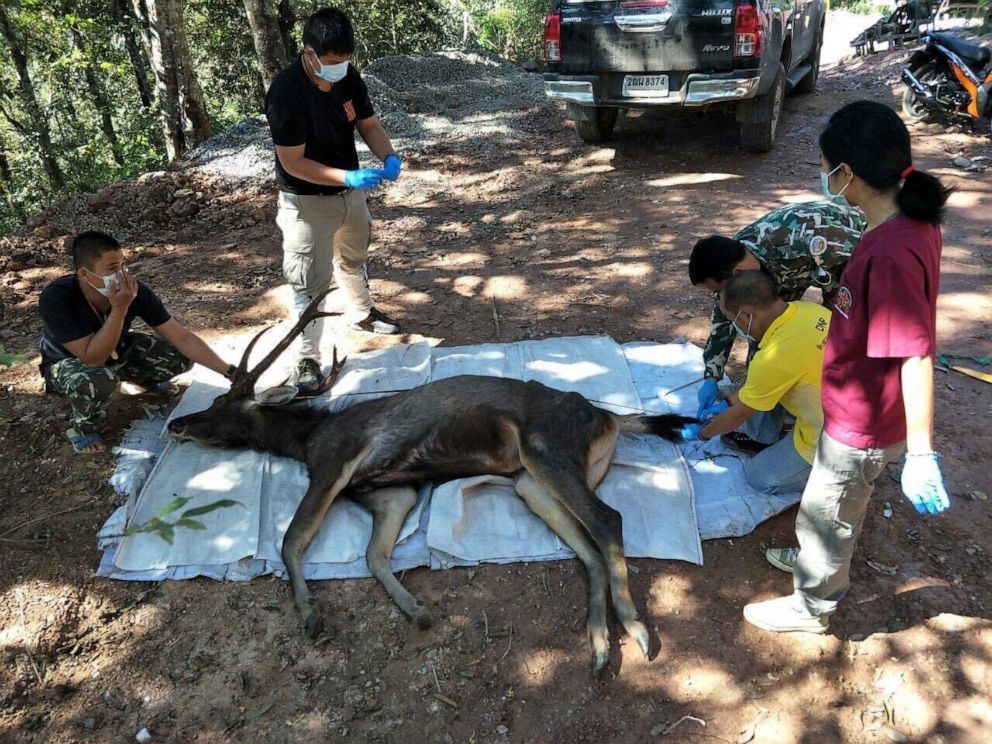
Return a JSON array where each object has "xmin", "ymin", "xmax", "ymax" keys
[
  {"xmin": 276, "ymin": 190, "xmax": 373, "ymax": 358},
  {"xmin": 793, "ymin": 431, "xmax": 905, "ymax": 617}
]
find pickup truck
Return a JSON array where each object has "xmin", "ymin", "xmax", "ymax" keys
[{"xmin": 542, "ymin": 0, "xmax": 826, "ymax": 151}]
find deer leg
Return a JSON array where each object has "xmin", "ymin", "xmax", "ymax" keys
[
  {"xmin": 520, "ymin": 442, "xmax": 651, "ymax": 663},
  {"xmin": 353, "ymin": 486, "xmax": 432, "ymax": 629},
  {"xmin": 581, "ymin": 427, "xmax": 651, "ymax": 658},
  {"xmin": 282, "ymin": 450, "xmax": 368, "ymax": 638},
  {"xmin": 515, "ymin": 471, "xmax": 612, "ymax": 674}
]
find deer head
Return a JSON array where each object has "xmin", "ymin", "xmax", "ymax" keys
[{"xmin": 168, "ymin": 290, "xmax": 347, "ymax": 450}]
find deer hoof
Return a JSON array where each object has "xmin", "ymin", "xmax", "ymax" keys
[
  {"xmin": 629, "ymin": 622, "xmax": 651, "ymax": 659},
  {"xmin": 589, "ymin": 647, "xmax": 610, "ymax": 676},
  {"xmin": 412, "ymin": 605, "xmax": 433, "ymax": 630},
  {"xmin": 304, "ymin": 609, "xmax": 324, "ymax": 639}
]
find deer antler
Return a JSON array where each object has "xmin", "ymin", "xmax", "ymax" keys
[{"xmin": 231, "ymin": 289, "xmax": 341, "ymax": 396}]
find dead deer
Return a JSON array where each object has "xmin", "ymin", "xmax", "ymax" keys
[{"xmin": 167, "ymin": 291, "xmax": 694, "ymax": 674}]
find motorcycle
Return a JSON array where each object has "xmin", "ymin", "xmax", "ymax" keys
[{"xmin": 902, "ymin": 31, "xmax": 992, "ymax": 131}]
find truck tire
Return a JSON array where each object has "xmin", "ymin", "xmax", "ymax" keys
[
  {"xmin": 739, "ymin": 63, "xmax": 785, "ymax": 153},
  {"xmin": 575, "ymin": 107, "xmax": 619, "ymax": 144},
  {"xmin": 794, "ymin": 27, "xmax": 823, "ymax": 94}
]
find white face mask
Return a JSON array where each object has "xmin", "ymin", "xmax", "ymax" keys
[
  {"xmin": 84, "ymin": 268, "xmax": 119, "ymax": 298},
  {"xmin": 820, "ymin": 164, "xmax": 852, "ymax": 205},
  {"xmin": 307, "ymin": 50, "xmax": 349, "ymax": 83},
  {"xmin": 731, "ymin": 309, "xmax": 756, "ymax": 343}
]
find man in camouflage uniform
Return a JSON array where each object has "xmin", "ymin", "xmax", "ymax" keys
[
  {"xmin": 688, "ymin": 201, "xmax": 866, "ymax": 450},
  {"xmin": 39, "ymin": 231, "xmax": 238, "ymax": 453},
  {"xmin": 46, "ymin": 334, "xmax": 193, "ymax": 442}
]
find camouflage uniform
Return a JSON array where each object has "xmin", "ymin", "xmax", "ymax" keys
[
  {"xmin": 703, "ymin": 201, "xmax": 866, "ymax": 381},
  {"xmin": 45, "ymin": 333, "xmax": 191, "ymax": 435}
]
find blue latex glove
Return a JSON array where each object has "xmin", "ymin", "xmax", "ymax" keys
[
  {"xmin": 382, "ymin": 153, "xmax": 402, "ymax": 181},
  {"xmin": 901, "ymin": 453, "xmax": 950, "ymax": 515},
  {"xmin": 696, "ymin": 379, "xmax": 719, "ymax": 419},
  {"xmin": 700, "ymin": 399, "xmax": 729, "ymax": 421},
  {"xmin": 679, "ymin": 423, "xmax": 702, "ymax": 442},
  {"xmin": 344, "ymin": 168, "xmax": 385, "ymax": 190}
]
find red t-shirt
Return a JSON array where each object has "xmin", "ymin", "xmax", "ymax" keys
[{"xmin": 821, "ymin": 214, "xmax": 941, "ymax": 449}]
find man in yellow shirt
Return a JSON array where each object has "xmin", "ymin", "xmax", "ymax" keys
[{"xmin": 681, "ymin": 271, "xmax": 830, "ymax": 494}]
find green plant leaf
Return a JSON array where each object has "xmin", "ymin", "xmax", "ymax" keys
[
  {"xmin": 173, "ymin": 518, "xmax": 207, "ymax": 530},
  {"xmin": 157, "ymin": 495, "xmax": 192, "ymax": 519},
  {"xmin": 244, "ymin": 702, "xmax": 274, "ymax": 722},
  {"xmin": 180, "ymin": 499, "xmax": 244, "ymax": 518},
  {"xmin": 0, "ymin": 344, "xmax": 29, "ymax": 367},
  {"xmin": 156, "ymin": 524, "xmax": 176, "ymax": 544}
]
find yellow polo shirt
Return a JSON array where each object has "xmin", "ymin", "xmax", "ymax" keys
[{"xmin": 737, "ymin": 301, "xmax": 830, "ymax": 463}]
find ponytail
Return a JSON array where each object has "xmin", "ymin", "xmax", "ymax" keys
[
  {"xmin": 820, "ymin": 100, "xmax": 952, "ymax": 224},
  {"xmin": 896, "ymin": 168, "xmax": 952, "ymax": 224}
]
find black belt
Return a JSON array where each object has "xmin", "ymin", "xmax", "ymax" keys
[{"xmin": 284, "ymin": 188, "xmax": 352, "ymax": 197}]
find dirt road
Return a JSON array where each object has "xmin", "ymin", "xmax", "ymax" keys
[{"xmin": 1, "ymin": 19, "xmax": 991, "ymax": 744}]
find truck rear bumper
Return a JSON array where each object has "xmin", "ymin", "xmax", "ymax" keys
[{"xmin": 544, "ymin": 72, "xmax": 761, "ymax": 108}]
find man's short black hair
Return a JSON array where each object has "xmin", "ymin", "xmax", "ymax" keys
[
  {"xmin": 688, "ymin": 236, "xmax": 748, "ymax": 285},
  {"xmin": 72, "ymin": 230, "xmax": 120, "ymax": 270},
  {"xmin": 303, "ymin": 8, "xmax": 355, "ymax": 56},
  {"xmin": 722, "ymin": 270, "xmax": 778, "ymax": 316}
]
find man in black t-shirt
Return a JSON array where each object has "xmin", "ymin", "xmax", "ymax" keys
[
  {"xmin": 39, "ymin": 231, "xmax": 237, "ymax": 453},
  {"xmin": 265, "ymin": 7, "xmax": 405, "ymax": 394}
]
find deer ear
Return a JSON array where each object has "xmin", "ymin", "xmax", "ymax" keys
[{"xmin": 254, "ymin": 384, "xmax": 299, "ymax": 406}]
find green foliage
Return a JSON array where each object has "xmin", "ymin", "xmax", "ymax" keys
[
  {"xmin": 0, "ymin": 343, "xmax": 30, "ymax": 367},
  {"xmin": 467, "ymin": 0, "xmax": 548, "ymax": 61},
  {"xmin": 828, "ymin": 0, "xmax": 896, "ymax": 14},
  {"xmin": 120, "ymin": 495, "xmax": 245, "ymax": 544},
  {"xmin": 0, "ymin": 0, "xmax": 165, "ymax": 231},
  {"xmin": 0, "ymin": 0, "xmax": 545, "ymax": 235},
  {"xmin": 292, "ymin": 0, "xmax": 454, "ymax": 66},
  {"xmin": 185, "ymin": 0, "xmax": 265, "ymax": 131}
]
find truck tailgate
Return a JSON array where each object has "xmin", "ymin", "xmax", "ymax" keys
[{"xmin": 559, "ymin": 0, "xmax": 738, "ymax": 74}]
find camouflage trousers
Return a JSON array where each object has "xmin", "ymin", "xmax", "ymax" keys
[{"xmin": 44, "ymin": 333, "xmax": 191, "ymax": 435}]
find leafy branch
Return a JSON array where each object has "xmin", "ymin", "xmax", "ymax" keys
[{"xmin": 112, "ymin": 495, "xmax": 244, "ymax": 544}]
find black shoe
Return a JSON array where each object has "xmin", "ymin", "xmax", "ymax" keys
[
  {"xmin": 294, "ymin": 358, "xmax": 324, "ymax": 395},
  {"xmin": 352, "ymin": 307, "xmax": 401, "ymax": 335},
  {"xmin": 720, "ymin": 431, "xmax": 771, "ymax": 456}
]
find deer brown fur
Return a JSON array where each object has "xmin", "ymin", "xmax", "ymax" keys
[{"xmin": 168, "ymin": 292, "xmax": 694, "ymax": 674}]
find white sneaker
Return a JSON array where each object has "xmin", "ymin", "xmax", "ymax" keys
[
  {"xmin": 765, "ymin": 547, "xmax": 799, "ymax": 573},
  {"xmin": 351, "ymin": 306, "xmax": 401, "ymax": 335},
  {"xmin": 743, "ymin": 594, "xmax": 829, "ymax": 634}
]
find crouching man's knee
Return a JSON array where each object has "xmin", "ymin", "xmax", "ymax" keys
[
  {"xmin": 54, "ymin": 363, "xmax": 119, "ymax": 403},
  {"xmin": 743, "ymin": 451, "xmax": 812, "ymax": 495}
]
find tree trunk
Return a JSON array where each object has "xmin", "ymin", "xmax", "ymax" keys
[
  {"xmin": 0, "ymin": 141, "xmax": 25, "ymax": 222},
  {"xmin": 0, "ymin": 4, "xmax": 66, "ymax": 189},
  {"xmin": 242, "ymin": 0, "xmax": 289, "ymax": 92},
  {"xmin": 277, "ymin": 0, "xmax": 298, "ymax": 58},
  {"xmin": 115, "ymin": 0, "xmax": 154, "ymax": 108},
  {"xmin": 65, "ymin": 7, "xmax": 126, "ymax": 167},
  {"xmin": 131, "ymin": 0, "xmax": 212, "ymax": 161},
  {"xmin": 0, "ymin": 142, "xmax": 12, "ymax": 184}
]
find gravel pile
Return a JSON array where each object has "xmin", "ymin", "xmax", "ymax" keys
[
  {"xmin": 182, "ymin": 50, "xmax": 551, "ymax": 181},
  {"xmin": 365, "ymin": 49, "xmax": 546, "ymax": 119},
  {"xmin": 186, "ymin": 116, "xmax": 274, "ymax": 179}
]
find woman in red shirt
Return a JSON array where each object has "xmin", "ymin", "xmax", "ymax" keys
[{"xmin": 744, "ymin": 101, "xmax": 952, "ymax": 634}]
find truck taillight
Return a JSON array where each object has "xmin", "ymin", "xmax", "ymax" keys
[
  {"xmin": 544, "ymin": 11, "xmax": 561, "ymax": 62},
  {"xmin": 734, "ymin": 2, "xmax": 763, "ymax": 58}
]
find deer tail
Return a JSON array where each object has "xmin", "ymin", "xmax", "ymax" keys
[{"xmin": 619, "ymin": 414, "xmax": 697, "ymax": 442}]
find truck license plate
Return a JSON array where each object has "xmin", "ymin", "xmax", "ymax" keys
[{"xmin": 622, "ymin": 74, "xmax": 669, "ymax": 97}]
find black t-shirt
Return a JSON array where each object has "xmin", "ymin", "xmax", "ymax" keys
[
  {"xmin": 38, "ymin": 275, "xmax": 171, "ymax": 366},
  {"xmin": 265, "ymin": 57, "xmax": 376, "ymax": 196}
]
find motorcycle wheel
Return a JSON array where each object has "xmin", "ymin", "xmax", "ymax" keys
[{"xmin": 902, "ymin": 62, "xmax": 941, "ymax": 123}]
